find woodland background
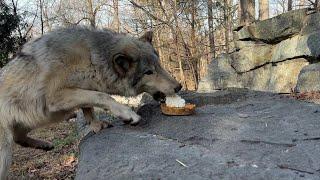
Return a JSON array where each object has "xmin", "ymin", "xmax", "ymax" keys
[{"xmin": 1, "ymin": 0, "xmax": 319, "ymax": 90}]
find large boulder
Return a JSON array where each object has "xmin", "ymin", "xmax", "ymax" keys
[
  {"xmin": 230, "ymin": 43, "xmax": 273, "ymax": 73},
  {"xmin": 233, "ymin": 40, "xmax": 265, "ymax": 50},
  {"xmin": 198, "ymin": 58, "xmax": 309, "ymax": 93},
  {"xmin": 295, "ymin": 63, "xmax": 320, "ymax": 92},
  {"xmin": 197, "ymin": 78, "xmax": 216, "ymax": 93},
  {"xmin": 199, "ymin": 54, "xmax": 243, "ymax": 91},
  {"xmin": 271, "ymin": 31, "xmax": 320, "ymax": 62},
  {"xmin": 246, "ymin": 64, "xmax": 272, "ymax": 91},
  {"xmin": 268, "ymin": 58, "xmax": 309, "ymax": 93},
  {"xmin": 301, "ymin": 12, "xmax": 320, "ymax": 35},
  {"xmin": 244, "ymin": 58, "xmax": 308, "ymax": 93},
  {"xmin": 236, "ymin": 9, "xmax": 308, "ymax": 43}
]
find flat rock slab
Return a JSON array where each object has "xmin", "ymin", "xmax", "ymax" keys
[{"xmin": 75, "ymin": 89, "xmax": 320, "ymax": 180}]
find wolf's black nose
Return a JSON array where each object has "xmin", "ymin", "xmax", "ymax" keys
[{"xmin": 174, "ymin": 84, "xmax": 182, "ymax": 93}]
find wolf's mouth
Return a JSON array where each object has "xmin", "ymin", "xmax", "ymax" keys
[{"xmin": 153, "ymin": 91, "xmax": 166, "ymax": 103}]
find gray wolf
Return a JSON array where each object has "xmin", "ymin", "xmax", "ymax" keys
[{"xmin": 0, "ymin": 26, "xmax": 182, "ymax": 179}]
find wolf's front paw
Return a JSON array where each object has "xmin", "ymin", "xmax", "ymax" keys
[
  {"xmin": 90, "ymin": 120, "xmax": 113, "ymax": 133},
  {"xmin": 122, "ymin": 111, "xmax": 141, "ymax": 125},
  {"xmin": 109, "ymin": 103, "xmax": 141, "ymax": 125}
]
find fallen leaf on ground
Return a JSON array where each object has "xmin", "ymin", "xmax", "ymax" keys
[{"xmin": 64, "ymin": 155, "xmax": 76, "ymax": 167}]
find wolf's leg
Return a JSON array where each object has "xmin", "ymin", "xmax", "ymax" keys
[
  {"xmin": 48, "ymin": 88, "xmax": 141, "ymax": 125},
  {"xmin": 0, "ymin": 124, "xmax": 13, "ymax": 180},
  {"xmin": 13, "ymin": 126, "xmax": 54, "ymax": 151},
  {"xmin": 12, "ymin": 111, "xmax": 78, "ymax": 151},
  {"xmin": 82, "ymin": 107, "xmax": 112, "ymax": 133}
]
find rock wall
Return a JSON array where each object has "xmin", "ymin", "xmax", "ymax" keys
[{"xmin": 199, "ymin": 9, "xmax": 320, "ymax": 93}]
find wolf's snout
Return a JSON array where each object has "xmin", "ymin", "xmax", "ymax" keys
[{"xmin": 174, "ymin": 84, "xmax": 182, "ymax": 93}]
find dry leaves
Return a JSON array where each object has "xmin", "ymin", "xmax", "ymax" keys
[
  {"xmin": 64, "ymin": 154, "xmax": 77, "ymax": 167},
  {"xmin": 291, "ymin": 91, "xmax": 320, "ymax": 100}
]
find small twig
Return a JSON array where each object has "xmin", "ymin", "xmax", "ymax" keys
[
  {"xmin": 303, "ymin": 137, "xmax": 320, "ymax": 141},
  {"xmin": 198, "ymin": 112, "xmax": 215, "ymax": 115},
  {"xmin": 176, "ymin": 159, "xmax": 188, "ymax": 167},
  {"xmin": 240, "ymin": 139, "xmax": 296, "ymax": 147},
  {"xmin": 278, "ymin": 164, "xmax": 314, "ymax": 174}
]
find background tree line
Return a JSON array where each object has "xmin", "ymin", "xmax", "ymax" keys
[{"xmin": 1, "ymin": 0, "xmax": 319, "ymax": 90}]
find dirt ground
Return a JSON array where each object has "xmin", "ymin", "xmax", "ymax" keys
[{"xmin": 9, "ymin": 120, "xmax": 79, "ymax": 180}]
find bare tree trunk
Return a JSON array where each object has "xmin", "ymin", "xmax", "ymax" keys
[
  {"xmin": 224, "ymin": 0, "xmax": 231, "ymax": 53},
  {"xmin": 259, "ymin": 0, "xmax": 269, "ymax": 20},
  {"xmin": 190, "ymin": 1, "xmax": 199, "ymax": 90},
  {"xmin": 113, "ymin": 0, "xmax": 120, "ymax": 32},
  {"xmin": 240, "ymin": 0, "xmax": 255, "ymax": 26},
  {"xmin": 176, "ymin": 43, "xmax": 186, "ymax": 89},
  {"xmin": 238, "ymin": 0, "xmax": 242, "ymax": 22},
  {"xmin": 281, "ymin": 0, "xmax": 286, "ymax": 13},
  {"xmin": 156, "ymin": 30, "xmax": 164, "ymax": 67},
  {"xmin": 315, "ymin": 0, "xmax": 319, "ymax": 11},
  {"xmin": 248, "ymin": 0, "xmax": 255, "ymax": 22},
  {"xmin": 11, "ymin": 0, "xmax": 23, "ymax": 38},
  {"xmin": 86, "ymin": 0, "xmax": 96, "ymax": 28},
  {"xmin": 173, "ymin": 1, "xmax": 186, "ymax": 89},
  {"xmin": 207, "ymin": 0, "xmax": 216, "ymax": 58},
  {"xmin": 288, "ymin": 0, "xmax": 293, "ymax": 11},
  {"xmin": 190, "ymin": 1, "xmax": 196, "ymax": 56},
  {"xmin": 39, "ymin": 0, "xmax": 44, "ymax": 34},
  {"xmin": 43, "ymin": 3, "xmax": 52, "ymax": 32},
  {"xmin": 299, "ymin": 0, "xmax": 305, "ymax": 8}
]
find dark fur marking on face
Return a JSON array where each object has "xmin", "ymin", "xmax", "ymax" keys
[
  {"xmin": 131, "ymin": 62, "xmax": 144, "ymax": 87},
  {"xmin": 131, "ymin": 55, "xmax": 154, "ymax": 87},
  {"xmin": 113, "ymin": 53, "xmax": 134, "ymax": 77},
  {"xmin": 132, "ymin": 73, "xmax": 144, "ymax": 87},
  {"xmin": 153, "ymin": 49, "xmax": 159, "ymax": 57}
]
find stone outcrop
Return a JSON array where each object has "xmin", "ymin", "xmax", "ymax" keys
[
  {"xmin": 76, "ymin": 90, "xmax": 320, "ymax": 179},
  {"xmin": 230, "ymin": 43, "xmax": 273, "ymax": 73},
  {"xmin": 199, "ymin": 56, "xmax": 308, "ymax": 93},
  {"xmin": 295, "ymin": 63, "xmax": 320, "ymax": 92},
  {"xmin": 237, "ymin": 9, "xmax": 308, "ymax": 43},
  {"xmin": 199, "ymin": 9, "xmax": 320, "ymax": 93},
  {"xmin": 271, "ymin": 32, "xmax": 320, "ymax": 62}
]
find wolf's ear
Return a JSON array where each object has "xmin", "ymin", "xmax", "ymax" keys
[
  {"xmin": 113, "ymin": 54, "xmax": 133, "ymax": 77},
  {"xmin": 139, "ymin": 31, "xmax": 153, "ymax": 44}
]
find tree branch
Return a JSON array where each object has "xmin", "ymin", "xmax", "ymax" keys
[{"xmin": 129, "ymin": 0, "xmax": 168, "ymax": 25}]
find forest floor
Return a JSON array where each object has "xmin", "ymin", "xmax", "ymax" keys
[{"xmin": 9, "ymin": 120, "xmax": 79, "ymax": 180}]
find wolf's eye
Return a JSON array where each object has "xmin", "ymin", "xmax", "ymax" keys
[{"xmin": 144, "ymin": 70, "xmax": 153, "ymax": 75}]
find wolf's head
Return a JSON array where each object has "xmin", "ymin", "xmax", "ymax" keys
[{"xmin": 111, "ymin": 31, "xmax": 182, "ymax": 101}]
